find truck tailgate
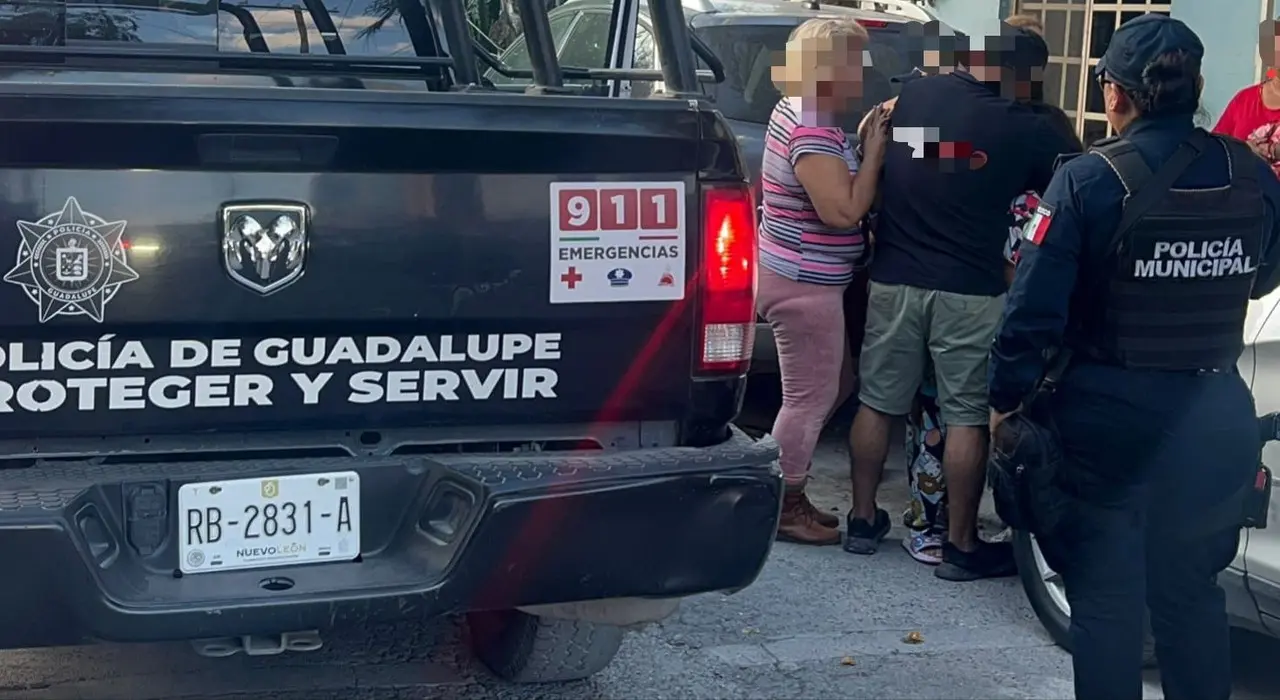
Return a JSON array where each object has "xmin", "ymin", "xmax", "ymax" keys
[{"xmin": 0, "ymin": 87, "xmax": 747, "ymax": 440}]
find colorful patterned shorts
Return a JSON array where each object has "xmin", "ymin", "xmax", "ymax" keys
[{"xmin": 903, "ymin": 376, "xmax": 948, "ymax": 536}]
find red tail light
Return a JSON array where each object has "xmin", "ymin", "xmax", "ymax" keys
[
  {"xmin": 857, "ymin": 19, "xmax": 890, "ymax": 28},
  {"xmin": 698, "ymin": 184, "xmax": 757, "ymax": 375}
]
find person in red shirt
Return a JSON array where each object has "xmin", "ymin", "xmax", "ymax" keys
[{"xmin": 1213, "ymin": 19, "xmax": 1280, "ymax": 175}]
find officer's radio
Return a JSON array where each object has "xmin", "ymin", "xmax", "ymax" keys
[
  {"xmin": 1248, "ymin": 413, "xmax": 1280, "ymax": 529},
  {"xmin": 1244, "ymin": 465, "xmax": 1272, "ymax": 530}
]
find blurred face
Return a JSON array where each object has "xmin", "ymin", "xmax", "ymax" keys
[
  {"xmin": 963, "ymin": 50, "xmax": 1001, "ymax": 83},
  {"xmin": 1259, "ymin": 20, "xmax": 1279, "ymax": 74},
  {"xmin": 921, "ymin": 49, "xmax": 954, "ymax": 74},
  {"xmin": 962, "ymin": 48, "xmax": 1036, "ymax": 100},
  {"xmin": 772, "ymin": 34, "xmax": 868, "ymax": 115},
  {"xmin": 1013, "ymin": 65, "xmax": 1045, "ymax": 101},
  {"xmin": 1013, "ymin": 77, "xmax": 1033, "ymax": 100}
]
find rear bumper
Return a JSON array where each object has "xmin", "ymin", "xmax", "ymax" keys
[{"xmin": 0, "ymin": 428, "xmax": 781, "ymax": 649}]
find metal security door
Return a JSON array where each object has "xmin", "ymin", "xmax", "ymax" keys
[{"xmin": 1014, "ymin": 0, "xmax": 1173, "ymax": 146}]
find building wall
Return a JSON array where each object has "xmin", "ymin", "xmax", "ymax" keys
[
  {"xmin": 932, "ymin": 0, "xmax": 1266, "ymax": 129},
  {"xmin": 1172, "ymin": 0, "xmax": 1265, "ymax": 125},
  {"xmin": 932, "ymin": 0, "xmax": 1001, "ymax": 38}
]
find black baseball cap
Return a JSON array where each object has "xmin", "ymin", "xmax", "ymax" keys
[{"xmin": 1094, "ymin": 13, "xmax": 1203, "ymax": 91}]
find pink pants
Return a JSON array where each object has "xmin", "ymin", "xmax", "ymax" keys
[{"xmin": 757, "ymin": 267, "xmax": 855, "ymax": 485}]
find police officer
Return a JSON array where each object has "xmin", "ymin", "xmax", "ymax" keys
[{"xmin": 988, "ymin": 14, "xmax": 1280, "ymax": 700}]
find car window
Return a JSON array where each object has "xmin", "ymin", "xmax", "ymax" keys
[
  {"xmin": 692, "ymin": 22, "xmax": 909, "ymax": 133},
  {"xmin": 634, "ymin": 24, "xmax": 656, "ymax": 70},
  {"xmin": 0, "ymin": 0, "xmax": 218, "ymax": 47},
  {"xmin": 0, "ymin": 0, "xmax": 429, "ymax": 56},
  {"xmin": 557, "ymin": 10, "xmax": 612, "ymax": 68},
  {"xmin": 484, "ymin": 12, "xmax": 663, "ymax": 95},
  {"xmin": 629, "ymin": 23, "xmax": 658, "ymax": 97},
  {"xmin": 221, "ymin": 0, "xmax": 421, "ymax": 56},
  {"xmin": 487, "ymin": 11, "xmax": 577, "ymax": 84},
  {"xmin": 550, "ymin": 10, "xmax": 656, "ymax": 70}
]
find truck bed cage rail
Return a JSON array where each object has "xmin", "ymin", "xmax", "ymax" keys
[
  {"xmin": 0, "ymin": 0, "xmax": 717, "ymax": 95},
  {"xmin": 0, "ymin": 44, "xmax": 454, "ymax": 82},
  {"xmin": 473, "ymin": 50, "xmax": 722, "ymax": 84}
]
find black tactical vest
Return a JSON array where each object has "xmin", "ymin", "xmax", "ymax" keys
[{"xmin": 1080, "ymin": 132, "xmax": 1265, "ymax": 371}]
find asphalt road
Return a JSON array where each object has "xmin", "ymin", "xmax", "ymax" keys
[{"xmin": 1, "ymin": 388, "xmax": 1279, "ymax": 699}]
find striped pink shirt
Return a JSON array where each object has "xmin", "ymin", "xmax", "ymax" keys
[{"xmin": 758, "ymin": 97, "xmax": 867, "ymax": 286}]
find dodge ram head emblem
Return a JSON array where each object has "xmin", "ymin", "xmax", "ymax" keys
[{"xmin": 221, "ymin": 203, "xmax": 309, "ymax": 295}]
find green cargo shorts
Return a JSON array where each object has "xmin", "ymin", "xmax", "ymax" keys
[{"xmin": 857, "ymin": 281, "xmax": 1005, "ymax": 426}]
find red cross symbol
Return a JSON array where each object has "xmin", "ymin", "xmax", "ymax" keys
[{"xmin": 560, "ymin": 266, "xmax": 583, "ymax": 289}]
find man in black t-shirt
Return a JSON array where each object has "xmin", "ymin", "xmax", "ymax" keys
[{"xmin": 845, "ymin": 24, "xmax": 1082, "ymax": 582}]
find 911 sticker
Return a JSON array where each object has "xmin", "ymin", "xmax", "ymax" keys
[{"xmin": 549, "ymin": 181, "xmax": 685, "ymax": 304}]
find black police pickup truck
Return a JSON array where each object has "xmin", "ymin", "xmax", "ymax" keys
[{"xmin": 0, "ymin": 0, "xmax": 780, "ymax": 684}]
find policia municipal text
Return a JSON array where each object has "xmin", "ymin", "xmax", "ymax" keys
[{"xmin": 987, "ymin": 15, "xmax": 1280, "ymax": 700}]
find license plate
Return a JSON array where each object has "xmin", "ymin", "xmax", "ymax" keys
[{"xmin": 178, "ymin": 471, "xmax": 360, "ymax": 574}]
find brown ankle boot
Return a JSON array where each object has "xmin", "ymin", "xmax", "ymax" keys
[
  {"xmin": 800, "ymin": 492, "xmax": 840, "ymax": 528},
  {"xmin": 777, "ymin": 488, "xmax": 841, "ymax": 545}
]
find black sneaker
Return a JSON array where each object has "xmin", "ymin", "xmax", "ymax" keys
[
  {"xmin": 935, "ymin": 540, "xmax": 1018, "ymax": 581},
  {"xmin": 843, "ymin": 508, "xmax": 891, "ymax": 555}
]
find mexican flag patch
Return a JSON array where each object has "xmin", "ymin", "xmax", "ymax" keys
[{"xmin": 1023, "ymin": 203, "xmax": 1054, "ymax": 246}]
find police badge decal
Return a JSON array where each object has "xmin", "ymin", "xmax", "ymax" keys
[{"xmin": 3, "ymin": 197, "xmax": 139, "ymax": 323}]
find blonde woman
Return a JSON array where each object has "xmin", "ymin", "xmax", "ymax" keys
[{"xmin": 759, "ymin": 17, "xmax": 889, "ymax": 546}]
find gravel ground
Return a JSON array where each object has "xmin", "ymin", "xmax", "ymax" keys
[{"xmin": 0, "ymin": 386, "xmax": 1277, "ymax": 699}]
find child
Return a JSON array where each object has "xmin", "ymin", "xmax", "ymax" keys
[{"xmin": 902, "ymin": 368, "xmax": 949, "ymax": 564}]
